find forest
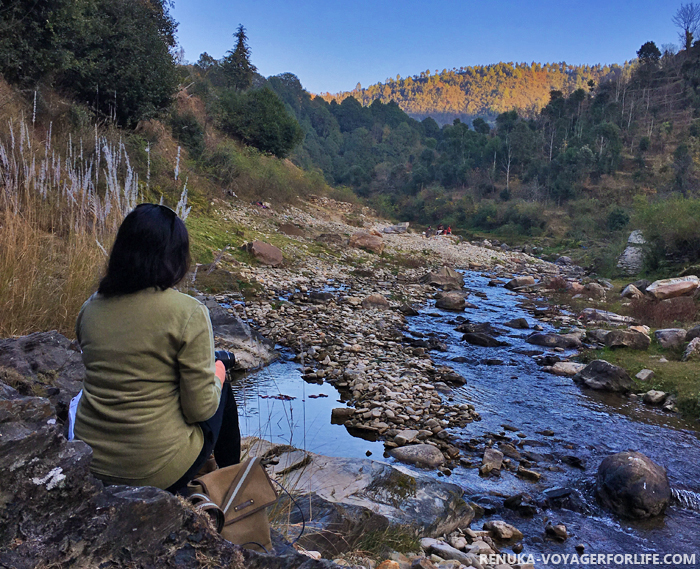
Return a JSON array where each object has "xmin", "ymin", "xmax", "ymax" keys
[{"xmin": 2, "ymin": 0, "xmax": 700, "ymax": 287}]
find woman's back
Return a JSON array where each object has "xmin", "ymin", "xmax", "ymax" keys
[{"xmin": 75, "ymin": 287, "xmax": 220, "ymax": 489}]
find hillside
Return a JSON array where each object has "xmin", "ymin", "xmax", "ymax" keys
[{"xmin": 321, "ymin": 62, "xmax": 628, "ymax": 125}]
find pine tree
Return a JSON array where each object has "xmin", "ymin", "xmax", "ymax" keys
[{"xmin": 221, "ymin": 24, "xmax": 257, "ymax": 91}]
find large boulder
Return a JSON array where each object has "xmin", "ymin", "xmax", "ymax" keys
[
  {"xmin": 646, "ymin": 276, "xmax": 700, "ymax": 300},
  {"xmin": 596, "ymin": 451, "xmax": 671, "ymax": 518},
  {"xmin": 0, "ymin": 331, "xmax": 85, "ymax": 418},
  {"xmin": 526, "ymin": 333, "xmax": 581, "ymax": 349},
  {"xmin": 621, "ymin": 284, "xmax": 644, "ymax": 299},
  {"xmin": 0, "ymin": 383, "xmax": 328, "ymax": 568},
  {"xmin": 421, "ymin": 266, "xmax": 464, "ymax": 290},
  {"xmin": 349, "ymin": 232, "xmax": 384, "ymax": 254},
  {"xmin": 243, "ymin": 240, "xmax": 283, "ymax": 266},
  {"xmin": 604, "ymin": 330, "xmax": 651, "ymax": 350},
  {"xmin": 201, "ymin": 297, "xmax": 278, "ymax": 370},
  {"xmin": 435, "ymin": 292, "xmax": 468, "ymax": 311},
  {"xmin": 579, "ymin": 308, "xmax": 637, "ymax": 326},
  {"xmin": 248, "ymin": 441, "xmax": 473, "ymax": 544},
  {"xmin": 573, "ymin": 360, "xmax": 632, "ymax": 392},
  {"xmin": 382, "ymin": 222, "xmax": 409, "ymax": 234},
  {"xmin": 654, "ymin": 328, "xmax": 687, "ymax": 350}
]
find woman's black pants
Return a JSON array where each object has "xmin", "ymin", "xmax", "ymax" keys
[{"xmin": 166, "ymin": 382, "xmax": 241, "ymax": 494}]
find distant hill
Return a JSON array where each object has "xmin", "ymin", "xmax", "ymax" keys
[{"xmin": 321, "ymin": 62, "xmax": 629, "ymax": 124}]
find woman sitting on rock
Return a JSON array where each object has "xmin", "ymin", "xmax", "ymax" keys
[{"xmin": 73, "ymin": 204, "xmax": 240, "ymax": 493}]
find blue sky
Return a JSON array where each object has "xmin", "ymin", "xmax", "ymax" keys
[{"xmin": 172, "ymin": 0, "xmax": 680, "ymax": 94}]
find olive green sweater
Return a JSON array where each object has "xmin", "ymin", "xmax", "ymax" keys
[{"xmin": 74, "ymin": 288, "xmax": 221, "ymax": 489}]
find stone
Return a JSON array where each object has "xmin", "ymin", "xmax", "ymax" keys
[
  {"xmin": 585, "ymin": 282, "xmax": 606, "ymax": 299},
  {"xmin": 635, "ymin": 369, "xmax": 655, "ymax": 381},
  {"xmin": 419, "ymin": 539, "xmax": 473, "ymax": 566},
  {"xmin": 646, "ymin": 276, "xmax": 699, "ymax": 300},
  {"xmin": 462, "ymin": 332, "xmax": 508, "ymax": 348},
  {"xmin": 394, "ymin": 429, "xmax": 420, "ymax": 446},
  {"xmin": 643, "ymin": 390, "xmax": 667, "ymax": 405},
  {"xmin": 505, "ymin": 276, "xmax": 535, "ymax": 290},
  {"xmin": 604, "ymin": 330, "xmax": 650, "ymax": 350},
  {"xmin": 545, "ymin": 523, "xmax": 568, "ymax": 541},
  {"xmin": 517, "ymin": 467, "xmax": 542, "ymax": 481},
  {"xmin": 390, "ymin": 444, "xmax": 445, "ymax": 468},
  {"xmin": 682, "ymin": 337, "xmax": 700, "ymax": 361},
  {"xmin": 398, "ymin": 304, "xmax": 420, "ymax": 316},
  {"xmin": 504, "ymin": 318, "xmax": 529, "ymax": 329},
  {"xmin": 0, "ymin": 385, "xmax": 323, "ymax": 569},
  {"xmin": 243, "ymin": 240, "xmax": 283, "ymax": 266},
  {"xmin": 579, "ymin": 308, "xmax": 636, "ymax": 325},
  {"xmin": 596, "ymin": 451, "xmax": 671, "ymax": 518},
  {"xmin": 381, "ymin": 222, "xmax": 409, "ymax": 234},
  {"xmin": 526, "ymin": 333, "xmax": 581, "ymax": 349},
  {"xmin": 573, "ymin": 360, "xmax": 632, "ymax": 393},
  {"xmin": 315, "ymin": 233, "xmax": 348, "ymax": 247},
  {"xmin": 0, "ymin": 331, "xmax": 85, "ymax": 417},
  {"xmin": 202, "ymin": 298, "xmax": 278, "ymax": 370},
  {"xmin": 362, "ymin": 294, "xmax": 391, "ymax": 310},
  {"xmin": 686, "ymin": 325, "xmax": 700, "ymax": 342},
  {"xmin": 621, "ymin": 284, "xmax": 644, "ymax": 299},
  {"xmin": 617, "ymin": 231, "xmax": 646, "ymax": 275},
  {"xmin": 585, "ymin": 329, "xmax": 610, "ymax": 344},
  {"xmin": 420, "ymin": 266, "xmax": 464, "ymax": 290},
  {"xmin": 555, "ymin": 256, "xmax": 573, "ymax": 266},
  {"xmin": 435, "ymin": 292, "xmax": 467, "ymax": 311},
  {"xmin": 654, "ymin": 328, "xmax": 687, "ymax": 349},
  {"xmin": 331, "ymin": 407, "xmax": 355, "ymax": 423},
  {"xmin": 277, "ymin": 223, "xmax": 305, "ymax": 236},
  {"xmin": 349, "ymin": 232, "xmax": 385, "ymax": 254},
  {"xmin": 483, "ymin": 520, "xmax": 523, "ymax": 541},
  {"xmin": 377, "ymin": 561, "xmax": 401, "ymax": 569},
  {"xmin": 480, "ymin": 448, "xmax": 504, "ymax": 475},
  {"xmin": 546, "ymin": 362, "xmax": 587, "ymax": 376}
]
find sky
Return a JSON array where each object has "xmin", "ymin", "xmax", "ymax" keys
[{"xmin": 171, "ymin": 0, "xmax": 680, "ymax": 94}]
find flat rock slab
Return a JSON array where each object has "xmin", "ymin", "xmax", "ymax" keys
[
  {"xmin": 654, "ymin": 328, "xmax": 687, "ymax": 350},
  {"xmin": 545, "ymin": 362, "xmax": 587, "ymax": 377},
  {"xmin": 646, "ymin": 276, "xmax": 699, "ymax": 300},
  {"xmin": 255, "ymin": 440, "xmax": 469, "ymax": 539},
  {"xmin": 243, "ymin": 240, "xmax": 284, "ymax": 266},
  {"xmin": 349, "ymin": 232, "xmax": 384, "ymax": 254}
]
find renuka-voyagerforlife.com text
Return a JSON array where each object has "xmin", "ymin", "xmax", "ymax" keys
[{"xmin": 478, "ymin": 553, "xmax": 697, "ymax": 566}]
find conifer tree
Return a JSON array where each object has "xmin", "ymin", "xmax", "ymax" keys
[{"xmin": 221, "ymin": 24, "xmax": 257, "ymax": 91}]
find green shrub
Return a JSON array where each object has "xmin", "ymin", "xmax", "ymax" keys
[{"xmin": 170, "ymin": 112, "xmax": 205, "ymax": 158}]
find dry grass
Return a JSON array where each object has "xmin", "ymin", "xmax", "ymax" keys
[{"xmin": 0, "ymin": 209, "xmax": 106, "ymax": 336}]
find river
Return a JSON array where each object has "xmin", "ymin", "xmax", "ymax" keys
[{"xmin": 230, "ymin": 270, "xmax": 700, "ymax": 566}]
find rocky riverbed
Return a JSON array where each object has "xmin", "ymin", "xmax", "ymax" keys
[{"xmin": 2, "ymin": 197, "xmax": 699, "ymax": 569}]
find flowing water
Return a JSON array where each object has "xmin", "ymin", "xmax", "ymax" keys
[{"xmin": 231, "ymin": 270, "xmax": 700, "ymax": 566}]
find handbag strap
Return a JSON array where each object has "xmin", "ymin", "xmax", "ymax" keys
[
  {"xmin": 188, "ymin": 490, "xmax": 225, "ymax": 532},
  {"xmin": 221, "ymin": 457, "xmax": 259, "ymax": 516}
]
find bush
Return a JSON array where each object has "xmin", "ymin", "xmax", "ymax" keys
[
  {"xmin": 218, "ymin": 88, "xmax": 304, "ymax": 158},
  {"xmin": 170, "ymin": 112, "xmax": 205, "ymax": 158},
  {"xmin": 607, "ymin": 207, "xmax": 630, "ymax": 231}
]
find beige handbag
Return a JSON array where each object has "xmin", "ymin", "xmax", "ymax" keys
[{"xmin": 187, "ymin": 457, "xmax": 278, "ymax": 552}]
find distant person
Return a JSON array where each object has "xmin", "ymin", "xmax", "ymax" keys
[
  {"xmin": 72, "ymin": 204, "xmax": 241, "ymax": 494},
  {"xmin": 446, "ymin": 226, "xmax": 452, "ymax": 235},
  {"xmin": 425, "ymin": 225, "xmax": 433, "ymax": 238},
  {"xmin": 437, "ymin": 224, "xmax": 444, "ymax": 235}
]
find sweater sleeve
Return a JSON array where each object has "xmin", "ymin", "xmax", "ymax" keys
[{"xmin": 178, "ymin": 304, "xmax": 221, "ymax": 424}]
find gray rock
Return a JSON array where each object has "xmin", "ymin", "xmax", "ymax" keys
[
  {"xmin": 646, "ymin": 276, "xmax": 699, "ymax": 300},
  {"xmin": 573, "ymin": 360, "xmax": 632, "ymax": 392},
  {"xmin": 349, "ymin": 232, "xmax": 384, "ymax": 254},
  {"xmin": 242, "ymin": 240, "xmax": 283, "ymax": 266},
  {"xmin": 504, "ymin": 318, "xmax": 529, "ymax": 329},
  {"xmin": 526, "ymin": 333, "xmax": 581, "ymax": 349},
  {"xmin": 331, "ymin": 407, "xmax": 355, "ymax": 423},
  {"xmin": 463, "ymin": 333, "xmax": 508, "ymax": 348},
  {"xmin": 545, "ymin": 362, "xmax": 587, "ymax": 377},
  {"xmin": 202, "ymin": 298, "xmax": 278, "ymax": 370},
  {"xmin": 585, "ymin": 282, "xmax": 606, "ymax": 299},
  {"xmin": 621, "ymin": 284, "xmax": 643, "ymax": 299},
  {"xmin": 390, "ymin": 444, "xmax": 446, "ymax": 468},
  {"xmin": 435, "ymin": 292, "xmax": 467, "ymax": 311},
  {"xmin": 596, "ymin": 451, "xmax": 671, "ymax": 518},
  {"xmin": 0, "ymin": 331, "xmax": 85, "ymax": 417},
  {"xmin": 682, "ymin": 337, "xmax": 700, "ymax": 361},
  {"xmin": 579, "ymin": 308, "xmax": 636, "ymax": 325},
  {"xmin": 419, "ymin": 538, "xmax": 475, "ymax": 565},
  {"xmin": 643, "ymin": 390, "xmax": 667, "ymax": 405},
  {"xmin": 394, "ymin": 429, "xmax": 420, "ymax": 446},
  {"xmin": 555, "ymin": 256, "xmax": 573, "ymax": 266},
  {"xmin": 635, "ymin": 369, "xmax": 655, "ymax": 381},
  {"xmin": 654, "ymin": 328, "xmax": 687, "ymax": 350},
  {"xmin": 686, "ymin": 325, "xmax": 700, "ymax": 342},
  {"xmin": 617, "ymin": 232, "xmax": 645, "ymax": 275},
  {"xmin": 420, "ymin": 266, "xmax": 464, "ymax": 290},
  {"xmin": 480, "ymin": 448, "xmax": 504, "ymax": 475},
  {"xmin": 604, "ymin": 330, "xmax": 650, "ymax": 350}
]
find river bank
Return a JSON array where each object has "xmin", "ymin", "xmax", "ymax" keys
[{"xmin": 1, "ymin": 196, "xmax": 699, "ymax": 568}]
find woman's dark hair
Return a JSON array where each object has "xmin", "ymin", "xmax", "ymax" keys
[{"xmin": 98, "ymin": 204, "xmax": 190, "ymax": 296}]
